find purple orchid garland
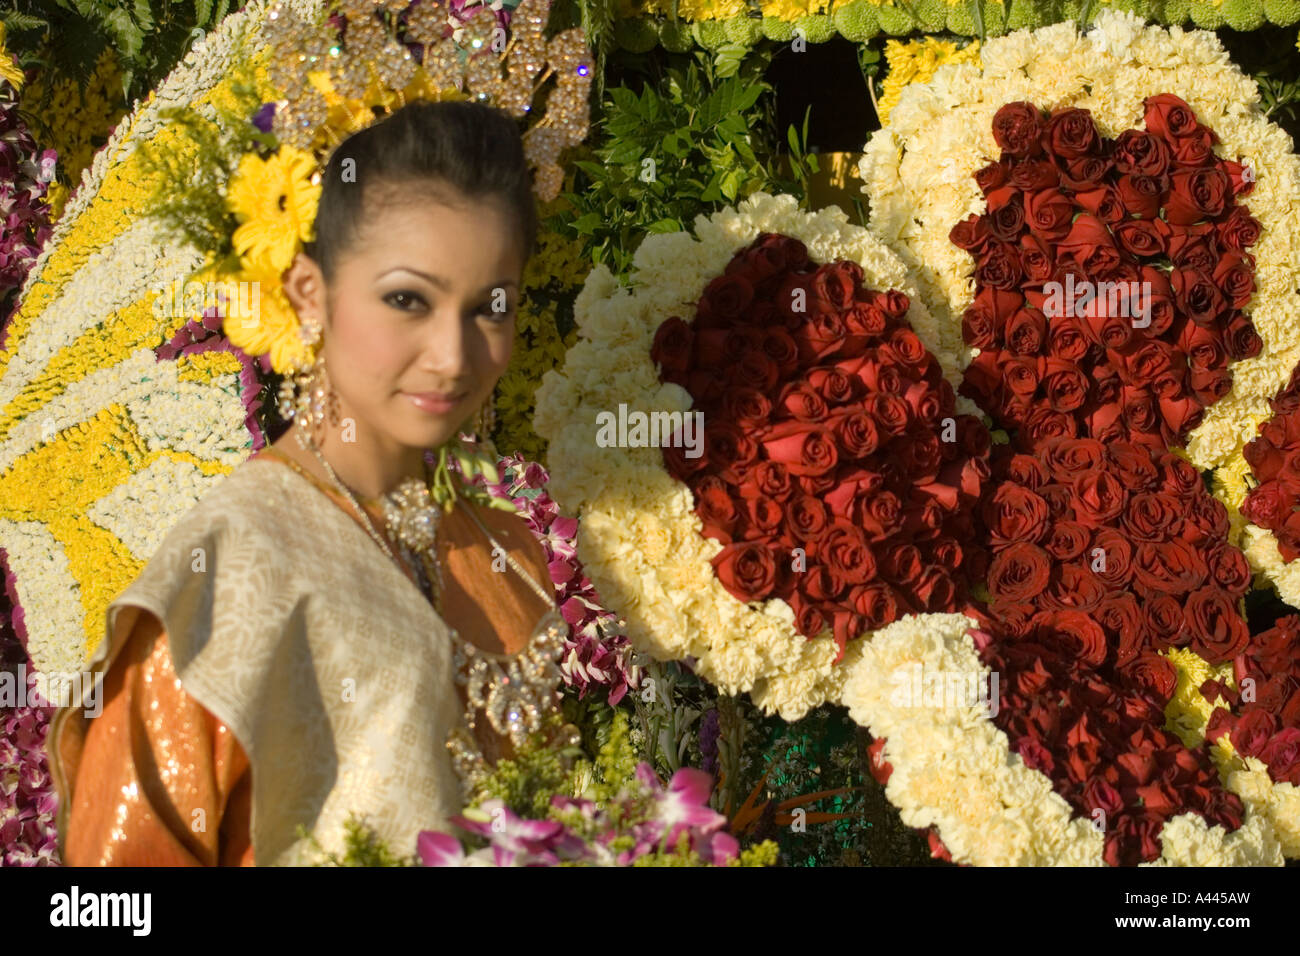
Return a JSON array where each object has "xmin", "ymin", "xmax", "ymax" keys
[
  {"xmin": 418, "ymin": 764, "xmax": 738, "ymax": 866},
  {"xmin": 460, "ymin": 451, "xmax": 642, "ymax": 704}
]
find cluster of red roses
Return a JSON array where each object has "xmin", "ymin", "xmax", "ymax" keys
[
  {"xmin": 980, "ymin": 437, "xmax": 1252, "ymax": 669},
  {"xmin": 953, "ymin": 94, "xmax": 1262, "ymax": 451},
  {"xmin": 1241, "ymin": 361, "xmax": 1300, "ymax": 561},
  {"xmin": 1202, "ymin": 615, "xmax": 1300, "ymax": 786},
  {"xmin": 953, "ymin": 96, "xmax": 1275, "ymax": 864},
  {"xmin": 652, "ymin": 233, "xmax": 991, "ymax": 657},
  {"xmin": 969, "ymin": 606, "xmax": 1246, "ymax": 865},
  {"xmin": 969, "ymin": 435, "xmax": 1256, "ymax": 863}
]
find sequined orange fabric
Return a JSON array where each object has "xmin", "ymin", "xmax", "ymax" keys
[{"xmin": 55, "ymin": 448, "xmax": 555, "ymax": 866}]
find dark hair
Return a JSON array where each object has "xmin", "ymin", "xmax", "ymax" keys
[{"xmin": 303, "ymin": 99, "xmax": 538, "ymax": 284}]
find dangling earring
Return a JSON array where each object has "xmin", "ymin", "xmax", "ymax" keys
[{"xmin": 276, "ymin": 316, "xmax": 339, "ymax": 447}]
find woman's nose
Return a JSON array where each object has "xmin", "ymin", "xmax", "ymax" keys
[{"xmin": 422, "ymin": 307, "xmax": 471, "ymax": 380}]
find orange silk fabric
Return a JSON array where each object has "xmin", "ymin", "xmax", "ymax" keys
[{"xmin": 56, "ymin": 448, "xmax": 554, "ymax": 865}]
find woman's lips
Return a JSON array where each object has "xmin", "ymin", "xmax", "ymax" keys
[{"xmin": 404, "ymin": 391, "xmax": 466, "ymax": 414}]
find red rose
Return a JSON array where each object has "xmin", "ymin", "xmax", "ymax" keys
[
  {"xmin": 834, "ymin": 411, "xmax": 881, "ymax": 458},
  {"xmin": 1006, "ymin": 453, "xmax": 1050, "ymax": 489},
  {"xmin": 1144, "ymin": 594, "xmax": 1187, "ymax": 647},
  {"xmin": 1242, "ymin": 480, "xmax": 1287, "ymax": 530},
  {"xmin": 1041, "ymin": 437, "xmax": 1107, "ymax": 480},
  {"xmin": 880, "ymin": 542, "xmax": 924, "ymax": 589},
  {"xmin": 696, "ymin": 475, "xmax": 741, "ymax": 540},
  {"xmin": 776, "ymin": 382, "xmax": 828, "ymax": 422},
  {"xmin": 1071, "ymin": 469, "xmax": 1128, "ymax": 525},
  {"xmin": 761, "ymin": 420, "xmax": 838, "ymax": 476},
  {"xmin": 697, "ymin": 272, "xmax": 754, "ymax": 323},
  {"xmin": 1185, "ymin": 585, "xmax": 1250, "ymax": 663},
  {"xmin": 1106, "ymin": 441, "xmax": 1161, "ymax": 490},
  {"xmin": 1044, "ymin": 520, "xmax": 1090, "ymax": 560},
  {"xmin": 950, "ymin": 214, "xmax": 994, "ymax": 255},
  {"xmin": 810, "ymin": 261, "xmax": 860, "ymax": 312},
  {"xmin": 991, "ymin": 101, "xmax": 1044, "ymax": 158},
  {"xmin": 1143, "ymin": 93, "xmax": 1200, "ymax": 140},
  {"xmin": 988, "ymin": 542, "xmax": 1052, "ymax": 604},
  {"xmin": 1229, "ymin": 710, "xmax": 1278, "ymax": 760},
  {"xmin": 1115, "ymin": 174, "xmax": 1162, "ymax": 219},
  {"xmin": 711, "ymin": 541, "xmax": 777, "ymax": 601},
  {"xmin": 1073, "ymin": 184, "xmax": 1125, "ymax": 223},
  {"xmin": 1122, "ymin": 652, "xmax": 1178, "ymax": 701},
  {"xmin": 1113, "ymin": 128, "xmax": 1173, "ymax": 178},
  {"xmin": 1024, "ymin": 189, "xmax": 1075, "ymax": 241},
  {"xmin": 1089, "ymin": 527, "xmax": 1134, "ymax": 591},
  {"xmin": 1217, "ymin": 205, "xmax": 1262, "ymax": 253},
  {"xmin": 1260, "ymin": 728, "xmax": 1300, "ymax": 785},
  {"xmin": 721, "ymin": 387, "xmax": 773, "ymax": 428},
  {"xmin": 1212, "ymin": 253, "xmax": 1255, "ymax": 310},
  {"xmin": 982, "ymin": 482, "xmax": 1050, "ymax": 546},
  {"xmin": 1170, "ymin": 130, "xmax": 1215, "ymax": 167},
  {"xmin": 1133, "ymin": 539, "xmax": 1208, "ymax": 598},
  {"xmin": 651, "ymin": 316, "xmax": 694, "ymax": 373},
  {"xmin": 1097, "ymin": 593, "xmax": 1145, "ymax": 666},
  {"xmin": 1112, "ymin": 218, "xmax": 1168, "ymax": 259},
  {"xmin": 852, "ymin": 581, "xmax": 901, "ymax": 629},
  {"xmin": 866, "ymin": 393, "xmax": 911, "ymax": 436},
  {"xmin": 1122, "ymin": 491, "xmax": 1183, "ymax": 542},
  {"xmin": 1042, "ymin": 360, "xmax": 1090, "ymax": 413},
  {"xmin": 1062, "ymin": 159, "xmax": 1113, "ymax": 194},
  {"xmin": 1044, "ymin": 106, "xmax": 1101, "ymax": 158},
  {"xmin": 815, "ymin": 521, "xmax": 877, "ymax": 585},
  {"xmin": 1056, "ymin": 214, "xmax": 1121, "ymax": 277},
  {"xmin": 1225, "ymin": 314, "xmax": 1263, "ymax": 361},
  {"xmin": 808, "ymin": 367, "xmax": 860, "ymax": 405},
  {"xmin": 1166, "ymin": 167, "xmax": 1229, "ymax": 225},
  {"xmin": 1017, "ymin": 235, "xmax": 1055, "ymax": 287},
  {"xmin": 1171, "ymin": 266, "xmax": 1227, "ymax": 324},
  {"xmin": 974, "ymin": 157, "xmax": 1009, "ymax": 194},
  {"xmin": 738, "ymin": 461, "xmax": 795, "ymax": 502}
]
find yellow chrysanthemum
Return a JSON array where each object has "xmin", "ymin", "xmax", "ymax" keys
[{"xmin": 227, "ymin": 145, "xmax": 321, "ymax": 275}]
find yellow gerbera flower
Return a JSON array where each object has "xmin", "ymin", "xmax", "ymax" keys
[
  {"xmin": 220, "ymin": 261, "xmax": 313, "ymax": 375},
  {"xmin": 227, "ymin": 146, "xmax": 321, "ymax": 275}
]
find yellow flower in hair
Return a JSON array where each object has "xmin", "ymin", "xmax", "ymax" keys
[
  {"xmin": 221, "ymin": 260, "xmax": 313, "ymax": 375},
  {"xmin": 227, "ymin": 145, "xmax": 321, "ymax": 275}
]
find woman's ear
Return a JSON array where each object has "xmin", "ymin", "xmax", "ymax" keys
[{"xmin": 282, "ymin": 251, "xmax": 328, "ymax": 328}]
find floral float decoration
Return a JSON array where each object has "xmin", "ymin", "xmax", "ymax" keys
[{"xmin": 856, "ymin": 11, "xmax": 1299, "ymax": 864}]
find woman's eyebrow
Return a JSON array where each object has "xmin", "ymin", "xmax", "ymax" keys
[{"xmin": 377, "ymin": 266, "xmax": 518, "ymax": 293}]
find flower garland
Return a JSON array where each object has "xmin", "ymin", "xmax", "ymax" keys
[
  {"xmin": 535, "ymin": 190, "xmax": 988, "ymax": 720},
  {"xmin": 462, "ymin": 452, "xmax": 643, "ymax": 703},
  {"xmin": 605, "ymin": 0, "xmax": 1300, "ymax": 52}
]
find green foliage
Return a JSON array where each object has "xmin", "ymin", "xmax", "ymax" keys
[
  {"xmin": 740, "ymin": 704, "xmax": 945, "ymax": 867},
  {"xmin": 468, "ymin": 716, "xmax": 586, "ymax": 818},
  {"xmin": 301, "ymin": 816, "xmax": 417, "ymax": 867},
  {"xmin": 550, "ymin": 47, "xmax": 805, "ymax": 277},
  {"xmin": 3, "ymin": 0, "xmax": 236, "ymax": 108},
  {"xmin": 135, "ymin": 59, "xmax": 269, "ymax": 276}
]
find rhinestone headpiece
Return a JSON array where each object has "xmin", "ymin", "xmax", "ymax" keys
[{"xmin": 261, "ymin": 0, "xmax": 592, "ymax": 201}]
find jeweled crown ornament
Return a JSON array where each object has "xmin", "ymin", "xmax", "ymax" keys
[{"xmin": 261, "ymin": 0, "xmax": 591, "ymax": 202}]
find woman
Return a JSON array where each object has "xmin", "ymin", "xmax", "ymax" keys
[{"xmin": 47, "ymin": 100, "xmax": 570, "ymax": 866}]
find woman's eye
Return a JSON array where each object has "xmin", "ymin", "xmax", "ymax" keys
[
  {"xmin": 476, "ymin": 303, "xmax": 516, "ymax": 323},
  {"xmin": 384, "ymin": 291, "xmax": 426, "ymax": 312}
]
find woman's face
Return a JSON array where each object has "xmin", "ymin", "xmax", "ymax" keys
[{"xmin": 287, "ymin": 187, "xmax": 523, "ymax": 453}]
